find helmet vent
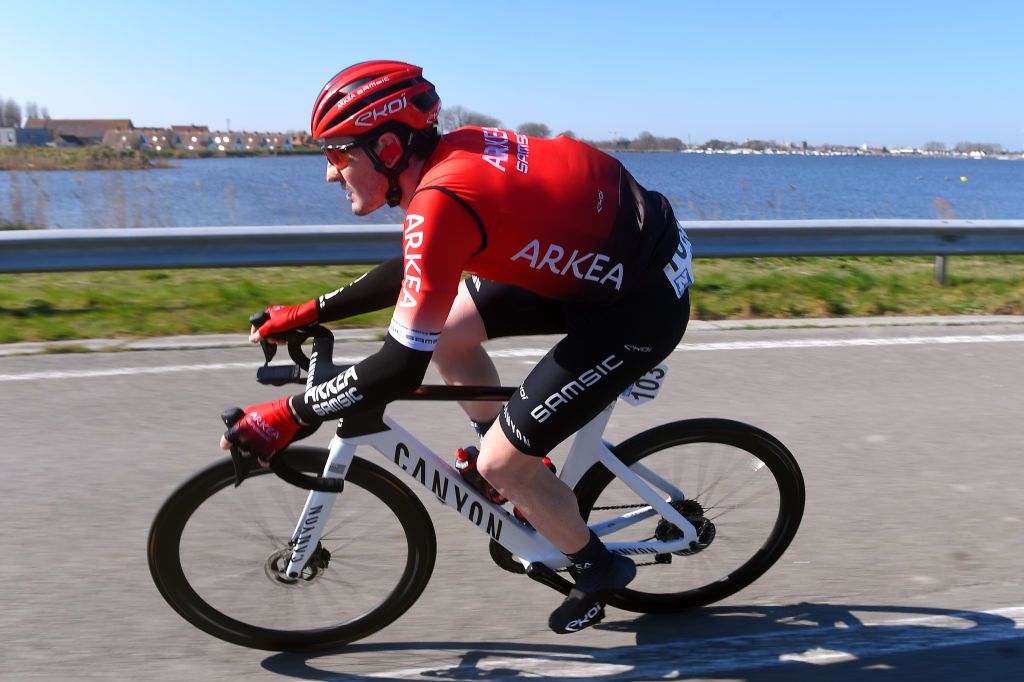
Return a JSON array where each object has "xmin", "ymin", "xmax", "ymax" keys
[{"xmin": 411, "ymin": 87, "xmax": 439, "ymax": 113}]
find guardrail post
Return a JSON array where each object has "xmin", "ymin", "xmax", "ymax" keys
[{"xmin": 935, "ymin": 255, "xmax": 948, "ymax": 286}]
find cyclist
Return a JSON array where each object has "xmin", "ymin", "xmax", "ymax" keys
[{"xmin": 221, "ymin": 60, "xmax": 693, "ymax": 634}]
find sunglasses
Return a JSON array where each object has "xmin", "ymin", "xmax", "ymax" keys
[{"xmin": 321, "ymin": 141, "xmax": 362, "ymax": 170}]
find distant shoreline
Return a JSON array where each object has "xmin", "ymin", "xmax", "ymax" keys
[
  {"xmin": 1, "ymin": 144, "xmax": 1019, "ymax": 172},
  {"xmin": 0, "ymin": 146, "xmax": 320, "ymax": 171}
]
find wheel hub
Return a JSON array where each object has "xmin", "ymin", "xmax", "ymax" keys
[{"xmin": 264, "ymin": 542, "xmax": 331, "ymax": 586}]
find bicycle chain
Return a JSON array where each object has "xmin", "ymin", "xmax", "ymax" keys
[
  {"xmin": 586, "ymin": 503, "xmax": 678, "ymax": 568},
  {"xmin": 498, "ymin": 503, "xmax": 668, "ymax": 573}
]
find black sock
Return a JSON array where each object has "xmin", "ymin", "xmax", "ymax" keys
[
  {"xmin": 566, "ymin": 530, "xmax": 636, "ymax": 593},
  {"xmin": 470, "ymin": 415, "xmax": 497, "ymax": 438},
  {"xmin": 569, "ymin": 528, "xmax": 606, "ymax": 585},
  {"xmin": 567, "ymin": 530, "xmax": 609, "ymax": 576}
]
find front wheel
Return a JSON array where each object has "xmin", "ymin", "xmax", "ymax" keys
[
  {"xmin": 574, "ymin": 418, "xmax": 805, "ymax": 613},
  {"xmin": 148, "ymin": 447, "xmax": 437, "ymax": 651}
]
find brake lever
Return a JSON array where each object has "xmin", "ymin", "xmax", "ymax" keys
[
  {"xmin": 221, "ymin": 407, "xmax": 250, "ymax": 487},
  {"xmin": 248, "ymin": 311, "xmax": 278, "ymax": 364}
]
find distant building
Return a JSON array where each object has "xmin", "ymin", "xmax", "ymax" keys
[
  {"xmin": 25, "ymin": 118, "xmax": 133, "ymax": 145},
  {"xmin": 101, "ymin": 127, "xmax": 174, "ymax": 150},
  {"xmin": 290, "ymin": 132, "xmax": 314, "ymax": 148},
  {"xmin": 101, "ymin": 128, "xmax": 144, "ymax": 149},
  {"xmin": 138, "ymin": 128, "xmax": 173, "ymax": 150},
  {"xmin": 209, "ymin": 131, "xmax": 242, "ymax": 151},
  {"xmin": 264, "ymin": 132, "xmax": 293, "ymax": 151},
  {"xmin": 0, "ymin": 127, "xmax": 52, "ymax": 147},
  {"xmin": 171, "ymin": 125, "xmax": 211, "ymax": 150},
  {"xmin": 239, "ymin": 131, "xmax": 267, "ymax": 150}
]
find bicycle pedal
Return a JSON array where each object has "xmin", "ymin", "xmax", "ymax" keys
[{"xmin": 525, "ymin": 561, "xmax": 574, "ymax": 596}]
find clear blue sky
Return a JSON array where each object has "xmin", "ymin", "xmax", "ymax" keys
[{"xmin": 3, "ymin": 0, "xmax": 1022, "ymax": 149}]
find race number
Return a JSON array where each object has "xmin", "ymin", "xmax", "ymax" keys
[{"xmin": 619, "ymin": 364, "xmax": 668, "ymax": 406}]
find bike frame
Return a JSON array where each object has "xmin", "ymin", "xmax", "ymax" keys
[{"xmin": 283, "ymin": 398, "xmax": 700, "ymax": 579}]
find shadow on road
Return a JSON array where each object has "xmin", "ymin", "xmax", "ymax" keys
[{"xmin": 260, "ymin": 602, "xmax": 1023, "ymax": 681}]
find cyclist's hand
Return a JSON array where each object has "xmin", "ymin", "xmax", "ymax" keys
[
  {"xmin": 249, "ymin": 301, "xmax": 318, "ymax": 344},
  {"xmin": 219, "ymin": 397, "xmax": 302, "ymax": 464}
]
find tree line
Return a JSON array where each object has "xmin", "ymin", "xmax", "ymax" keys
[
  {"xmin": 439, "ymin": 105, "xmax": 688, "ymax": 150},
  {"xmin": 0, "ymin": 97, "xmax": 51, "ymax": 127},
  {"xmin": 2, "ymin": 96, "xmax": 1008, "ymax": 154}
]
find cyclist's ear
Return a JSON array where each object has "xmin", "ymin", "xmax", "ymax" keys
[{"xmin": 377, "ymin": 133, "xmax": 403, "ymax": 168}]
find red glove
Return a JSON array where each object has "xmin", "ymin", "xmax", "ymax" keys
[
  {"xmin": 223, "ymin": 397, "xmax": 301, "ymax": 461},
  {"xmin": 256, "ymin": 300, "xmax": 318, "ymax": 338}
]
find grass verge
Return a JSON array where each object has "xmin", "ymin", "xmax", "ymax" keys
[
  {"xmin": 1, "ymin": 256, "xmax": 1022, "ymax": 344},
  {"xmin": 0, "ymin": 146, "xmax": 156, "ymax": 171}
]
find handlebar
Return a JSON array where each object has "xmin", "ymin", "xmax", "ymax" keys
[
  {"xmin": 224, "ymin": 313, "xmax": 354, "ymax": 493},
  {"xmin": 229, "ymin": 312, "xmax": 516, "ymax": 493}
]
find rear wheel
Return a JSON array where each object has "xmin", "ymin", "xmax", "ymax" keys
[
  {"xmin": 574, "ymin": 419, "xmax": 805, "ymax": 613},
  {"xmin": 148, "ymin": 447, "xmax": 436, "ymax": 651}
]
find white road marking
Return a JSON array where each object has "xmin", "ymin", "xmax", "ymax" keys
[
  {"xmin": 487, "ymin": 333, "xmax": 1024, "ymax": 357},
  {"xmin": 1, "ymin": 333, "xmax": 1022, "ymax": 383},
  {"xmin": 362, "ymin": 606, "xmax": 1024, "ymax": 680}
]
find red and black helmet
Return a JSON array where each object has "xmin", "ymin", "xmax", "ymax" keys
[{"xmin": 311, "ymin": 60, "xmax": 440, "ymax": 140}]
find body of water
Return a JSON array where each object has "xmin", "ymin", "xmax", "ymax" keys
[{"xmin": 1, "ymin": 152, "xmax": 1021, "ymax": 229}]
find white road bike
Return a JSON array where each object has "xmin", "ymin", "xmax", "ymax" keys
[{"xmin": 148, "ymin": 321, "xmax": 805, "ymax": 651}]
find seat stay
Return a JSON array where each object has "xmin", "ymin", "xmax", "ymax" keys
[
  {"xmin": 594, "ymin": 442, "xmax": 699, "ymax": 544},
  {"xmin": 628, "ymin": 460, "xmax": 688, "ymax": 502},
  {"xmin": 558, "ymin": 402, "xmax": 616, "ymax": 489}
]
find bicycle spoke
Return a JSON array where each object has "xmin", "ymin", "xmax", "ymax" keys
[
  {"xmin": 576, "ymin": 423, "xmax": 803, "ymax": 613},
  {"xmin": 150, "ymin": 450, "xmax": 435, "ymax": 648}
]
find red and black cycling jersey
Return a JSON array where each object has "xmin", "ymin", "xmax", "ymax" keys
[
  {"xmin": 389, "ymin": 127, "xmax": 682, "ymax": 351},
  {"xmin": 291, "ymin": 127, "xmax": 691, "ymax": 425}
]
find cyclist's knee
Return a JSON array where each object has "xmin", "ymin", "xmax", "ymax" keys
[
  {"xmin": 433, "ymin": 284, "xmax": 487, "ymax": 363},
  {"xmin": 477, "ymin": 429, "xmax": 538, "ymax": 486}
]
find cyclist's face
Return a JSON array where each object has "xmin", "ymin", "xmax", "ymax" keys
[{"xmin": 333, "ymin": 146, "xmax": 388, "ymax": 216}]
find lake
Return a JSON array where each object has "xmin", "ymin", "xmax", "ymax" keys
[{"xmin": 1, "ymin": 152, "xmax": 1021, "ymax": 229}]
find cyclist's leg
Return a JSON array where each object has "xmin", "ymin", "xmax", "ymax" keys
[
  {"xmin": 478, "ymin": 282, "xmax": 689, "ymax": 630},
  {"xmin": 432, "ymin": 276, "xmax": 565, "ymax": 434},
  {"xmin": 432, "ymin": 279, "xmax": 499, "ymax": 426}
]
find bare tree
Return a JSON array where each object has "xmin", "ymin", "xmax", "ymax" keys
[
  {"xmin": 954, "ymin": 141, "xmax": 1003, "ymax": 154},
  {"xmin": 0, "ymin": 98, "xmax": 21, "ymax": 127},
  {"xmin": 556, "ymin": 130, "xmax": 576, "ymax": 139},
  {"xmin": 923, "ymin": 141, "xmax": 946, "ymax": 153},
  {"xmin": 463, "ymin": 111, "xmax": 501, "ymax": 129},
  {"xmin": 517, "ymin": 122, "xmax": 550, "ymax": 138},
  {"xmin": 439, "ymin": 105, "xmax": 502, "ymax": 133},
  {"xmin": 24, "ymin": 101, "xmax": 39, "ymax": 119}
]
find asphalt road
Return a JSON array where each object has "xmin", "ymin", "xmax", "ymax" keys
[{"xmin": 2, "ymin": 317, "xmax": 1023, "ymax": 681}]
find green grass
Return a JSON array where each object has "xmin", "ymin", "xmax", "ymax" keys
[
  {"xmin": 1, "ymin": 257, "xmax": 1022, "ymax": 344},
  {"xmin": 0, "ymin": 265, "xmax": 386, "ymax": 343},
  {"xmin": 0, "ymin": 146, "xmax": 154, "ymax": 170},
  {"xmin": 0, "ymin": 145, "xmax": 320, "ymax": 170},
  {"xmin": 692, "ymin": 256, "xmax": 1024, "ymax": 319}
]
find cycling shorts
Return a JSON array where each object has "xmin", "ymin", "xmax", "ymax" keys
[{"xmin": 466, "ymin": 235, "xmax": 691, "ymax": 456}]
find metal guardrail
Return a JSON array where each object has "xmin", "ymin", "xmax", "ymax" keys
[{"xmin": 1, "ymin": 220, "xmax": 1022, "ymax": 274}]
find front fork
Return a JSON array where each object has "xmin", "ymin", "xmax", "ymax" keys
[{"xmin": 284, "ymin": 435, "xmax": 354, "ymax": 578}]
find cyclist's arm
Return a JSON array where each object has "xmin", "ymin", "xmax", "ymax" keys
[
  {"xmin": 315, "ymin": 255, "xmax": 404, "ymax": 323},
  {"xmin": 290, "ymin": 190, "xmax": 483, "ymax": 423},
  {"xmin": 253, "ymin": 256, "xmax": 404, "ymax": 340}
]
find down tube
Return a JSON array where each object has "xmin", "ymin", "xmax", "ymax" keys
[{"xmin": 371, "ymin": 417, "xmax": 567, "ymax": 568}]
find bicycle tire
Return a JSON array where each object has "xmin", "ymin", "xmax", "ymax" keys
[
  {"xmin": 148, "ymin": 446, "xmax": 436, "ymax": 651},
  {"xmin": 573, "ymin": 418, "xmax": 805, "ymax": 613}
]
